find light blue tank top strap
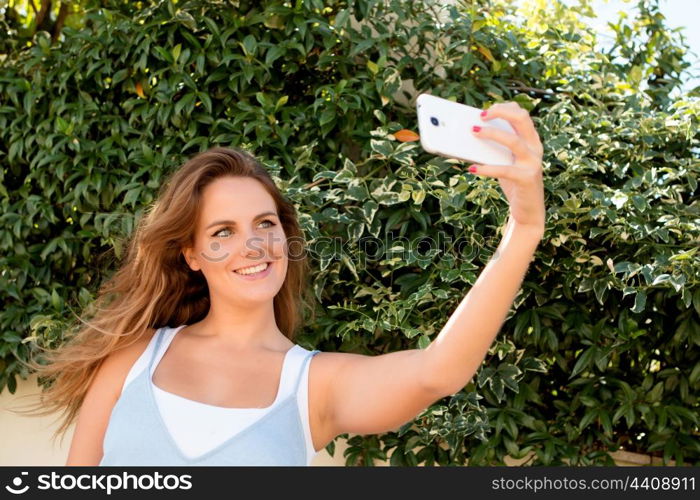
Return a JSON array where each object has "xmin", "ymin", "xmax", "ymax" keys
[{"xmin": 99, "ymin": 326, "xmax": 321, "ymax": 466}]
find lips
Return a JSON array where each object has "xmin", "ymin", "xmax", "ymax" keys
[
  {"xmin": 233, "ymin": 261, "xmax": 272, "ymax": 273},
  {"xmin": 231, "ymin": 261, "xmax": 274, "ymax": 281}
]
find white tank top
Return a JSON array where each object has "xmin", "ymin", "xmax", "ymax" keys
[{"xmin": 121, "ymin": 325, "xmax": 320, "ymax": 465}]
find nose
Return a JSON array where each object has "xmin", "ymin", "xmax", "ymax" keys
[{"xmin": 236, "ymin": 230, "xmax": 266, "ymax": 260}]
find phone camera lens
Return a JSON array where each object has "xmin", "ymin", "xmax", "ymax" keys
[{"xmin": 430, "ymin": 117, "xmax": 439, "ymax": 126}]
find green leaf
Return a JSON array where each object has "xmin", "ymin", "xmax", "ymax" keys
[
  {"xmin": 579, "ymin": 409, "xmax": 597, "ymax": 431},
  {"xmin": 599, "ymin": 410, "xmax": 613, "ymax": 436},
  {"xmin": 631, "ymin": 290, "xmax": 646, "ymax": 313},
  {"xmin": 265, "ymin": 46, "xmax": 286, "ymax": 65},
  {"xmin": 593, "ymin": 279, "xmax": 608, "ymax": 306},
  {"xmin": 362, "ymin": 200, "xmax": 378, "ymax": 224},
  {"xmin": 411, "ymin": 189, "xmax": 426, "ymax": 205},
  {"xmin": 242, "ymin": 35, "xmax": 257, "ymax": 57},
  {"xmin": 629, "ymin": 65, "xmax": 643, "ymax": 85},
  {"xmin": 123, "ymin": 188, "xmax": 142, "ymax": 207},
  {"xmin": 648, "ymin": 382, "xmax": 664, "ymax": 403},
  {"xmin": 255, "ymin": 92, "xmax": 269, "ymax": 108},
  {"xmin": 241, "ymin": 64, "xmax": 254, "ymax": 84},
  {"xmin": 503, "ymin": 436, "xmax": 519, "ymax": 456},
  {"xmin": 319, "ymin": 108, "xmax": 336, "ymax": 126},
  {"xmin": 40, "ymin": 238, "xmax": 59, "ymax": 260},
  {"xmin": 333, "ymin": 167, "xmax": 354, "ymax": 183},
  {"xmin": 50, "ymin": 289, "xmax": 62, "ymax": 310},
  {"xmin": 153, "ymin": 46, "xmax": 174, "ymax": 63},
  {"xmin": 570, "ymin": 346, "xmax": 597, "ymax": 378},
  {"xmin": 197, "ymin": 92, "xmax": 213, "ymax": 114},
  {"xmin": 490, "ymin": 376, "xmax": 505, "ymax": 402},
  {"xmin": 417, "ymin": 334, "xmax": 431, "ymax": 349},
  {"xmin": 652, "ymin": 274, "xmax": 671, "ymax": 286},
  {"xmin": 693, "ymin": 289, "xmax": 700, "ymax": 317},
  {"xmin": 174, "ymin": 10, "xmax": 197, "ymax": 31},
  {"xmin": 55, "ymin": 116, "xmax": 69, "ymax": 134},
  {"xmin": 264, "ymin": 14, "xmax": 285, "ymax": 30},
  {"xmin": 347, "ymin": 221, "xmax": 363, "ymax": 241},
  {"xmin": 630, "ymin": 194, "xmax": 647, "ymax": 212},
  {"xmin": 370, "ymin": 139, "xmax": 394, "ymax": 157},
  {"xmin": 689, "ymin": 363, "xmax": 700, "ymax": 385},
  {"xmin": 112, "ymin": 68, "xmax": 129, "ymax": 84},
  {"xmin": 175, "ymin": 93, "xmax": 196, "ymax": 115},
  {"xmin": 172, "ymin": 43, "xmax": 182, "ymax": 64},
  {"xmin": 203, "ymin": 16, "xmax": 220, "ymax": 39},
  {"xmin": 312, "ymin": 171, "xmax": 337, "ymax": 182},
  {"xmin": 334, "ymin": 9, "xmax": 350, "ymax": 29},
  {"xmin": 275, "ymin": 95, "xmax": 288, "ymax": 111}
]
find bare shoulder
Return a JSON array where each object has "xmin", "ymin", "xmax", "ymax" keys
[
  {"xmin": 308, "ymin": 349, "xmax": 376, "ymax": 380},
  {"xmin": 309, "ymin": 350, "xmax": 360, "ymax": 373},
  {"xmin": 309, "ymin": 350, "xmax": 378, "ymax": 376},
  {"xmin": 307, "ymin": 350, "xmax": 381, "ymax": 402},
  {"xmin": 305, "ymin": 348, "xmax": 438, "ymax": 447},
  {"xmin": 307, "ymin": 350, "xmax": 353, "ymax": 390}
]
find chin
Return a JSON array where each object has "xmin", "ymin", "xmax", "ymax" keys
[{"xmin": 229, "ymin": 279, "xmax": 284, "ymax": 299}]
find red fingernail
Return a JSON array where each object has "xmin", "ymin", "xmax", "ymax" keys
[
  {"xmin": 481, "ymin": 110, "xmax": 487, "ymax": 117},
  {"xmin": 472, "ymin": 125, "xmax": 481, "ymax": 132},
  {"xmin": 468, "ymin": 165, "xmax": 477, "ymax": 173}
]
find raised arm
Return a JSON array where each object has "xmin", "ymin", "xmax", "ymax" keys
[{"xmin": 321, "ymin": 101, "xmax": 546, "ymax": 440}]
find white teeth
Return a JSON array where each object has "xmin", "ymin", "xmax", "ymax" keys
[{"xmin": 234, "ymin": 262, "xmax": 269, "ymax": 275}]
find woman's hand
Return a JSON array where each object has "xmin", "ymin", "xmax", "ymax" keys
[{"xmin": 470, "ymin": 101, "xmax": 545, "ymax": 232}]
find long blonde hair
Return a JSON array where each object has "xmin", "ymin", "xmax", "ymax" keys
[{"xmin": 12, "ymin": 146, "xmax": 315, "ymax": 445}]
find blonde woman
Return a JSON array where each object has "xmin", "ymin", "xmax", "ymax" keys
[{"xmin": 21, "ymin": 101, "xmax": 545, "ymax": 466}]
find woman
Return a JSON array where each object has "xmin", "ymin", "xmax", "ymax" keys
[{"xmin": 21, "ymin": 101, "xmax": 545, "ymax": 466}]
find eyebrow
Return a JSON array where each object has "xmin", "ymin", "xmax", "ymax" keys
[{"xmin": 205, "ymin": 211, "xmax": 279, "ymax": 230}]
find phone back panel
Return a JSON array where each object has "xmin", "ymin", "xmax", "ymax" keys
[{"xmin": 417, "ymin": 93, "xmax": 515, "ymax": 166}]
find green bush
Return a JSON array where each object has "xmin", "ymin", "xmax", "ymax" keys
[{"xmin": 1, "ymin": 0, "xmax": 698, "ymax": 465}]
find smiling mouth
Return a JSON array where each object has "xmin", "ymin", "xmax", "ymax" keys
[{"xmin": 233, "ymin": 261, "xmax": 272, "ymax": 275}]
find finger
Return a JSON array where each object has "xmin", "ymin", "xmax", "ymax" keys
[
  {"xmin": 481, "ymin": 102, "xmax": 542, "ymax": 154},
  {"xmin": 468, "ymin": 162, "xmax": 523, "ymax": 181},
  {"xmin": 472, "ymin": 125, "xmax": 533, "ymax": 161}
]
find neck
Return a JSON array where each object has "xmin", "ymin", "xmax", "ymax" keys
[{"xmin": 187, "ymin": 298, "xmax": 288, "ymax": 351}]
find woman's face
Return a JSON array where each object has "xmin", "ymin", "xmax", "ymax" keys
[{"xmin": 183, "ymin": 176, "xmax": 288, "ymax": 306}]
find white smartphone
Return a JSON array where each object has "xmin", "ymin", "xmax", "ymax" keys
[{"xmin": 416, "ymin": 93, "xmax": 516, "ymax": 166}]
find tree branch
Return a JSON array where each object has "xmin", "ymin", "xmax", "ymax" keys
[
  {"xmin": 35, "ymin": 0, "xmax": 51, "ymax": 33},
  {"xmin": 505, "ymin": 79, "xmax": 574, "ymax": 98},
  {"xmin": 52, "ymin": 2, "xmax": 69, "ymax": 43}
]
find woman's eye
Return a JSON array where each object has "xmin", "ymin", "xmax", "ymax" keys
[{"xmin": 212, "ymin": 220, "xmax": 275, "ymax": 238}]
